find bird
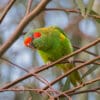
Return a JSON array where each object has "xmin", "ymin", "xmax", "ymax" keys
[{"xmin": 24, "ymin": 26, "xmax": 82, "ymax": 86}]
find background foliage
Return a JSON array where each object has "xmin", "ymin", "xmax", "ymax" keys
[{"xmin": 0, "ymin": 0, "xmax": 100, "ymax": 100}]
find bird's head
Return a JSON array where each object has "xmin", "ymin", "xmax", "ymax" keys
[{"xmin": 24, "ymin": 27, "xmax": 56, "ymax": 51}]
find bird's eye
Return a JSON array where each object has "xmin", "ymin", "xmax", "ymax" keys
[
  {"xmin": 33, "ymin": 32, "xmax": 41, "ymax": 38},
  {"xmin": 24, "ymin": 37, "xmax": 32, "ymax": 47}
]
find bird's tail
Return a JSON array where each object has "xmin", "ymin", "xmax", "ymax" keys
[{"xmin": 58, "ymin": 63, "xmax": 82, "ymax": 86}]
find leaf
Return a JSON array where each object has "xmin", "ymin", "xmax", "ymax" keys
[
  {"xmin": 86, "ymin": 0, "xmax": 94, "ymax": 16},
  {"xmin": 90, "ymin": 10, "xmax": 100, "ymax": 23},
  {"xmin": 62, "ymin": 77, "xmax": 70, "ymax": 91},
  {"xmin": 82, "ymin": 65, "xmax": 99, "ymax": 79},
  {"xmin": 29, "ymin": 91, "xmax": 43, "ymax": 100},
  {"xmin": 76, "ymin": 0, "xmax": 85, "ymax": 17},
  {"xmin": 59, "ymin": 78, "xmax": 70, "ymax": 100}
]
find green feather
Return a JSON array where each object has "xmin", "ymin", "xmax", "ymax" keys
[{"xmin": 24, "ymin": 26, "xmax": 82, "ymax": 86}]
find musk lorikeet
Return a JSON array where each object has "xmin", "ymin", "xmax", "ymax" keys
[{"xmin": 24, "ymin": 26, "xmax": 82, "ymax": 86}]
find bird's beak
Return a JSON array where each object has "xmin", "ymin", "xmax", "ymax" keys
[
  {"xmin": 26, "ymin": 37, "xmax": 36, "ymax": 50},
  {"xmin": 29, "ymin": 41, "xmax": 36, "ymax": 50}
]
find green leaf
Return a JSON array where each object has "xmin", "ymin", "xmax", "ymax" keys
[
  {"xmin": 86, "ymin": 0, "xmax": 94, "ymax": 16},
  {"xmin": 59, "ymin": 78, "xmax": 70, "ymax": 100},
  {"xmin": 82, "ymin": 65, "xmax": 99, "ymax": 79},
  {"xmin": 62, "ymin": 77, "xmax": 70, "ymax": 91},
  {"xmin": 29, "ymin": 91, "xmax": 43, "ymax": 100},
  {"xmin": 89, "ymin": 10, "xmax": 100, "ymax": 23},
  {"xmin": 76, "ymin": 0, "xmax": 85, "ymax": 17}
]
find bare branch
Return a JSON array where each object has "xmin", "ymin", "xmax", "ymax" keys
[
  {"xmin": 26, "ymin": 0, "xmax": 33, "ymax": 15},
  {"xmin": 0, "ymin": 87, "xmax": 100, "ymax": 99},
  {"xmin": 1, "ymin": 57, "xmax": 28, "ymax": 72},
  {"xmin": 0, "ymin": 0, "xmax": 51, "ymax": 57},
  {"xmin": 69, "ymin": 87, "xmax": 100, "ymax": 96},
  {"xmin": 42, "ymin": 56, "xmax": 100, "ymax": 90},
  {"xmin": 56, "ymin": 77, "xmax": 100, "ymax": 98},
  {"xmin": 73, "ymin": 45, "xmax": 98, "ymax": 56},
  {"xmin": 45, "ymin": 8, "xmax": 100, "ymax": 19},
  {"xmin": 0, "ymin": 57, "xmax": 54, "ymax": 91},
  {"xmin": 45, "ymin": 8, "xmax": 80, "ymax": 13},
  {"xmin": 67, "ymin": 76, "xmax": 100, "ymax": 94},
  {"xmin": 0, "ymin": 0, "xmax": 16, "ymax": 23},
  {"xmin": 0, "ymin": 38, "xmax": 99, "ymax": 90},
  {"xmin": 0, "ymin": 1, "xmax": 100, "ymax": 99}
]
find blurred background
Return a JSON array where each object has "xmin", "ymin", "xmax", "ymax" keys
[{"xmin": 0, "ymin": 0, "xmax": 100, "ymax": 100}]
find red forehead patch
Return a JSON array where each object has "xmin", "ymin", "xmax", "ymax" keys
[
  {"xmin": 33, "ymin": 32, "xmax": 41, "ymax": 38},
  {"xmin": 24, "ymin": 37, "xmax": 32, "ymax": 47}
]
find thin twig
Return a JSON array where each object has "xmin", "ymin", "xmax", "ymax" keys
[
  {"xmin": 1, "ymin": 57, "xmax": 100, "ymax": 98},
  {"xmin": 0, "ymin": 87, "xmax": 100, "ymax": 99},
  {"xmin": 45, "ymin": 8, "xmax": 80, "ymax": 13},
  {"xmin": 26, "ymin": 0, "xmax": 33, "ymax": 15},
  {"xmin": 0, "ymin": 38, "xmax": 100, "ymax": 90},
  {"xmin": 73, "ymin": 45, "xmax": 98, "ymax": 56},
  {"xmin": 0, "ymin": 0, "xmax": 16, "ymax": 23},
  {"xmin": 56, "ymin": 77, "xmax": 100, "ymax": 98},
  {"xmin": 0, "ymin": 57, "xmax": 54, "ymax": 92},
  {"xmin": 1, "ymin": 57, "xmax": 29, "ymax": 72},
  {"xmin": 0, "ymin": 0, "xmax": 51, "ymax": 57},
  {"xmin": 69, "ymin": 87, "xmax": 100, "ymax": 96},
  {"xmin": 61, "ymin": 59, "xmax": 100, "ymax": 65},
  {"xmin": 30, "ymin": 38, "xmax": 100, "ymax": 74},
  {"xmin": 45, "ymin": 8, "xmax": 100, "ymax": 19},
  {"xmin": 42, "ymin": 56, "xmax": 100, "ymax": 90},
  {"xmin": 0, "ymin": 88, "xmax": 43, "ymax": 92},
  {"xmin": 0, "ymin": 88, "xmax": 72, "ymax": 99},
  {"xmin": 90, "ymin": 14, "xmax": 100, "ymax": 19}
]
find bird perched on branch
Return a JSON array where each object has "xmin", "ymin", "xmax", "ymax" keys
[{"xmin": 24, "ymin": 26, "xmax": 82, "ymax": 86}]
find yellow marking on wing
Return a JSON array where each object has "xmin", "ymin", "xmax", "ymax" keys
[
  {"xmin": 40, "ymin": 27, "xmax": 54, "ymax": 32},
  {"xmin": 60, "ymin": 34, "xmax": 65, "ymax": 40},
  {"xmin": 40, "ymin": 28, "xmax": 48, "ymax": 31}
]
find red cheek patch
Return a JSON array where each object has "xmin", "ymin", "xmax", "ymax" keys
[
  {"xmin": 24, "ymin": 37, "xmax": 32, "ymax": 47},
  {"xmin": 33, "ymin": 32, "xmax": 41, "ymax": 38}
]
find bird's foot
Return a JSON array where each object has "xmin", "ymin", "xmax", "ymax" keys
[
  {"xmin": 68, "ymin": 57, "xmax": 74, "ymax": 64},
  {"xmin": 46, "ymin": 61, "xmax": 52, "ymax": 66}
]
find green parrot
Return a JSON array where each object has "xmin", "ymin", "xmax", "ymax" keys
[{"xmin": 24, "ymin": 26, "xmax": 82, "ymax": 86}]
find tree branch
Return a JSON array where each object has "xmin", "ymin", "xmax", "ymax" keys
[
  {"xmin": 45, "ymin": 8, "xmax": 100, "ymax": 19},
  {"xmin": 42, "ymin": 56, "xmax": 100, "ymax": 90},
  {"xmin": 55, "ymin": 77, "xmax": 100, "ymax": 98},
  {"xmin": 0, "ymin": 57, "xmax": 54, "ymax": 91},
  {"xmin": 69, "ymin": 87, "xmax": 100, "ymax": 96},
  {"xmin": 0, "ymin": 0, "xmax": 51, "ymax": 57},
  {"xmin": 0, "ymin": 0, "xmax": 16, "ymax": 23},
  {"xmin": 26, "ymin": 0, "xmax": 33, "ymax": 15},
  {"xmin": 73, "ymin": 45, "xmax": 98, "ymax": 56},
  {"xmin": 0, "ymin": 38, "xmax": 99, "ymax": 90}
]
